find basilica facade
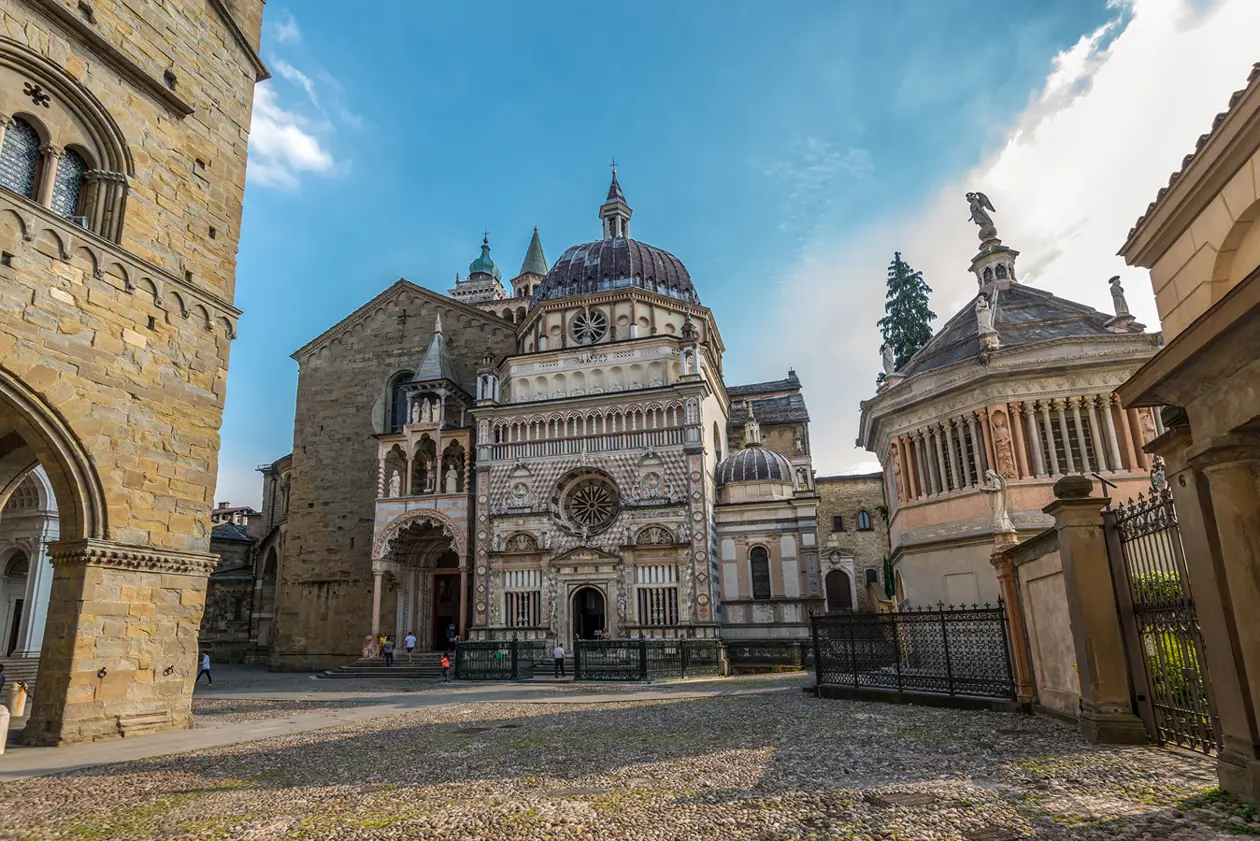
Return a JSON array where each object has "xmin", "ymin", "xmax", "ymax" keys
[{"xmin": 264, "ymin": 174, "xmax": 872, "ymax": 669}]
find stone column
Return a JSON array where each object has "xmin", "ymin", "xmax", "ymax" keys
[
  {"xmin": 963, "ymin": 415, "xmax": 982, "ymax": 483},
  {"xmin": 1054, "ymin": 399, "xmax": 1076, "ymax": 474},
  {"xmin": 1070, "ymin": 397, "xmax": 1091, "ymax": 474},
  {"xmin": 1128, "ymin": 408, "xmax": 1152, "ymax": 469},
  {"xmin": 1084, "ymin": 396, "xmax": 1108, "ymax": 472},
  {"xmin": 370, "ymin": 570, "xmax": 383, "ymax": 638},
  {"xmin": 1040, "ymin": 401, "xmax": 1060, "ymax": 476},
  {"xmin": 914, "ymin": 431, "xmax": 929, "ymax": 499},
  {"xmin": 932, "ymin": 425, "xmax": 949, "ymax": 494},
  {"xmin": 1043, "ymin": 476, "xmax": 1147, "ymax": 744},
  {"xmin": 0, "ymin": 115, "xmax": 11, "ymax": 151},
  {"xmin": 945, "ymin": 421, "xmax": 962, "ymax": 491},
  {"xmin": 1102, "ymin": 394, "xmax": 1124, "ymax": 472},
  {"xmin": 13, "ymin": 528, "xmax": 55, "ymax": 658},
  {"xmin": 955, "ymin": 419, "xmax": 972, "ymax": 487},
  {"xmin": 36, "ymin": 144, "xmax": 62, "ymax": 208},
  {"xmin": 1187, "ymin": 434, "xmax": 1260, "ymax": 801},
  {"xmin": 1116, "ymin": 396, "xmax": 1140, "ymax": 472},
  {"xmin": 459, "ymin": 563, "xmax": 470, "ymax": 638},
  {"xmin": 1010, "ymin": 403, "xmax": 1029, "ymax": 480},
  {"xmin": 978, "ymin": 409, "xmax": 997, "ymax": 475},
  {"xmin": 991, "ymin": 533, "xmax": 1035, "ymax": 709},
  {"xmin": 1025, "ymin": 400, "xmax": 1046, "ymax": 477}
]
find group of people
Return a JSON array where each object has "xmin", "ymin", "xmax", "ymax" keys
[{"xmin": 376, "ymin": 631, "xmax": 451, "ymax": 682}]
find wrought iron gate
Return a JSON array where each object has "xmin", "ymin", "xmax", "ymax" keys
[{"xmin": 1105, "ymin": 488, "xmax": 1221, "ymax": 754}]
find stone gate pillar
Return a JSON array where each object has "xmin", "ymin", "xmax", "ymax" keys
[{"xmin": 1043, "ymin": 476, "xmax": 1146, "ymax": 744}]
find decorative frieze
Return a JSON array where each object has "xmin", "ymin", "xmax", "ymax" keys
[{"xmin": 47, "ymin": 539, "xmax": 218, "ymax": 575}]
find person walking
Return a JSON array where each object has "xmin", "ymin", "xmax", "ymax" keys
[
  {"xmin": 553, "ymin": 642, "xmax": 566, "ymax": 679},
  {"xmin": 382, "ymin": 636, "xmax": 395, "ymax": 667},
  {"xmin": 404, "ymin": 630, "xmax": 417, "ymax": 664},
  {"xmin": 196, "ymin": 651, "xmax": 213, "ymax": 686},
  {"xmin": 440, "ymin": 653, "xmax": 450, "ymax": 683}
]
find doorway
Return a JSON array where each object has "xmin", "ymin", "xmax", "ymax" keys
[
  {"xmin": 431, "ymin": 572, "xmax": 458, "ymax": 651},
  {"xmin": 571, "ymin": 586, "xmax": 606, "ymax": 642},
  {"xmin": 825, "ymin": 569, "xmax": 853, "ymax": 613}
]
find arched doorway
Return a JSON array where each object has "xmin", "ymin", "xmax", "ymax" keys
[
  {"xmin": 571, "ymin": 586, "xmax": 606, "ymax": 642},
  {"xmin": 376, "ymin": 514, "xmax": 467, "ymax": 650},
  {"xmin": 825, "ymin": 569, "xmax": 853, "ymax": 613}
]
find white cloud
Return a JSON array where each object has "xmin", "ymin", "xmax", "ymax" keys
[
  {"xmin": 769, "ymin": 0, "xmax": 1260, "ymax": 476},
  {"xmin": 751, "ymin": 139, "xmax": 873, "ymax": 238},
  {"xmin": 247, "ymin": 84, "xmax": 335, "ymax": 189},
  {"xmin": 271, "ymin": 10, "xmax": 301, "ymax": 45},
  {"xmin": 274, "ymin": 58, "xmax": 319, "ymax": 108}
]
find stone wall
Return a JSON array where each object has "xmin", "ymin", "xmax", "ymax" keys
[
  {"xmin": 0, "ymin": 0, "xmax": 265, "ymax": 744},
  {"xmin": 273, "ymin": 284, "xmax": 515, "ymax": 669},
  {"xmin": 814, "ymin": 473, "xmax": 890, "ymax": 612},
  {"xmin": 199, "ymin": 536, "xmax": 254, "ymax": 662}
]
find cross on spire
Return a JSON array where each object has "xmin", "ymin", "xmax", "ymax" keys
[{"xmin": 609, "ymin": 157, "xmax": 617, "ymax": 173}]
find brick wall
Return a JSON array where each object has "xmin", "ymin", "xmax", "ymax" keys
[{"xmin": 815, "ymin": 473, "xmax": 890, "ymax": 611}]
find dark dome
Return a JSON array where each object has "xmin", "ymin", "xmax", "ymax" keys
[
  {"xmin": 532, "ymin": 237, "xmax": 700, "ymax": 305},
  {"xmin": 715, "ymin": 445, "xmax": 793, "ymax": 487}
]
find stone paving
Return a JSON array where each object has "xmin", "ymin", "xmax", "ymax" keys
[{"xmin": 0, "ymin": 674, "xmax": 1255, "ymax": 840}]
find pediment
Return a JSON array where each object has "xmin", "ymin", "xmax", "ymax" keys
[{"xmin": 552, "ymin": 546, "xmax": 621, "ymax": 564}]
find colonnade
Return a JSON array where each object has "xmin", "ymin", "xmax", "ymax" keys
[{"xmin": 890, "ymin": 394, "xmax": 1164, "ymax": 503}]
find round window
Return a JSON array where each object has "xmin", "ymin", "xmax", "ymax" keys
[
  {"xmin": 555, "ymin": 472, "xmax": 620, "ymax": 535},
  {"xmin": 571, "ymin": 309, "xmax": 608, "ymax": 345}
]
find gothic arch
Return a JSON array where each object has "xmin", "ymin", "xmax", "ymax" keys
[
  {"xmin": 0, "ymin": 366, "xmax": 106, "ymax": 541},
  {"xmin": 372, "ymin": 508, "xmax": 467, "ymax": 560}
]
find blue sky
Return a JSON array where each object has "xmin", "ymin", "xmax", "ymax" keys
[{"xmin": 218, "ymin": 0, "xmax": 1260, "ymax": 506}]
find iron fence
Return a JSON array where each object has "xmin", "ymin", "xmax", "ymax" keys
[
  {"xmin": 574, "ymin": 639, "xmax": 722, "ymax": 681},
  {"xmin": 811, "ymin": 603, "xmax": 1016, "ymax": 700},
  {"xmin": 454, "ymin": 639, "xmax": 549, "ymax": 680},
  {"xmin": 1107, "ymin": 488, "xmax": 1220, "ymax": 754}
]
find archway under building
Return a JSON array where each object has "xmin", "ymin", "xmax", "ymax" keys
[
  {"xmin": 571, "ymin": 586, "xmax": 606, "ymax": 642},
  {"xmin": 376, "ymin": 515, "xmax": 468, "ymax": 650},
  {"xmin": 825, "ymin": 569, "xmax": 853, "ymax": 613}
]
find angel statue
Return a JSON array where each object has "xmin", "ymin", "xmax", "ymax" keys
[
  {"xmin": 980, "ymin": 468, "xmax": 1016, "ymax": 534},
  {"xmin": 966, "ymin": 192, "xmax": 998, "ymax": 242},
  {"xmin": 881, "ymin": 341, "xmax": 896, "ymax": 376}
]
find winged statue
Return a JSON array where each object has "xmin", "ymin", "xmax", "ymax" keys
[{"xmin": 966, "ymin": 192, "xmax": 998, "ymax": 242}]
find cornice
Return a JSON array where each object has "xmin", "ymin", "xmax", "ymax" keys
[
  {"xmin": 519, "ymin": 287, "xmax": 725, "ymax": 354},
  {"xmin": 205, "ymin": 0, "xmax": 270, "ymax": 82},
  {"xmin": 22, "ymin": 0, "xmax": 195, "ymax": 116},
  {"xmin": 48, "ymin": 538, "xmax": 218, "ymax": 575}
]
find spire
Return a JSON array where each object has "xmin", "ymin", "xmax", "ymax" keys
[
  {"xmin": 411, "ymin": 315, "xmax": 459, "ymax": 384},
  {"xmin": 599, "ymin": 166, "xmax": 633, "ymax": 240},
  {"xmin": 468, "ymin": 234, "xmax": 502, "ymax": 282},
  {"xmin": 743, "ymin": 402, "xmax": 762, "ymax": 447},
  {"xmin": 519, "ymin": 226, "xmax": 549, "ymax": 277}
]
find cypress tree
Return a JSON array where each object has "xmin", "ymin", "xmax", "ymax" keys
[{"xmin": 877, "ymin": 252, "xmax": 935, "ymax": 377}]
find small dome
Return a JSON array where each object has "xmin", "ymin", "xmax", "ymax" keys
[
  {"xmin": 468, "ymin": 237, "xmax": 502, "ymax": 282},
  {"xmin": 716, "ymin": 444, "xmax": 793, "ymax": 486}
]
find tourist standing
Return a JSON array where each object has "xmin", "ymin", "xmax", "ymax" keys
[
  {"xmin": 404, "ymin": 631, "xmax": 417, "ymax": 664},
  {"xmin": 553, "ymin": 642, "xmax": 566, "ymax": 678},
  {"xmin": 440, "ymin": 654, "xmax": 450, "ymax": 682},
  {"xmin": 382, "ymin": 636, "xmax": 395, "ymax": 667},
  {"xmin": 196, "ymin": 651, "xmax": 212, "ymax": 686}
]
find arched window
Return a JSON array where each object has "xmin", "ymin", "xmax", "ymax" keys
[
  {"xmin": 995, "ymin": 263, "xmax": 1008, "ymax": 280},
  {"xmin": 0, "ymin": 117, "xmax": 41, "ymax": 198},
  {"xmin": 389, "ymin": 371, "xmax": 412, "ymax": 432},
  {"xmin": 857, "ymin": 510, "xmax": 873, "ymax": 531},
  {"xmin": 50, "ymin": 148, "xmax": 87, "ymax": 219},
  {"xmin": 749, "ymin": 546, "xmax": 771, "ymax": 600}
]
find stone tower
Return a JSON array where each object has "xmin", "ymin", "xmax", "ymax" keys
[{"xmin": 0, "ymin": 0, "xmax": 267, "ymax": 744}]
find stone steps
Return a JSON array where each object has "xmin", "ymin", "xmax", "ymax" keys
[
  {"xmin": 318, "ymin": 655, "xmax": 447, "ymax": 680},
  {"xmin": 0, "ymin": 656, "xmax": 39, "ymax": 689}
]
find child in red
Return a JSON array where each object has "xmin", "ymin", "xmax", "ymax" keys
[{"xmin": 440, "ymin": 654, "xmax": 450, "ymax": 683}]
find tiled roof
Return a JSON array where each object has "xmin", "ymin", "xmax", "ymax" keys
[
  {"xmin": 898, "ymin": 283, "xmax": 1135, "ymax": 378},
  {"xmin": 716, "ymin": 444, "xmax": 793, "ymax": 486},
  {"xmin": 210, "ymin": 522, "xmax": 255, "ymax": 544},
  {"xmin": 532, "ymin": 237, "xmax": 698, "ymax": 305},
  {"xmin": 727, "ymin": 372, "xmax": 801, "ymax": 397},
  {"xmin": 727, "ymin": 394, "xmax": 810, "ymax": 431},
  {"xmin": 1126, "ymin": 62, "xmax": 1260, "ymax": 243}
]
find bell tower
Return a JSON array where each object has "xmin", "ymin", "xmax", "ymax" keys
[{"xmin": 600, "ymin": 167, "xmax": 633, "ymax": 240}]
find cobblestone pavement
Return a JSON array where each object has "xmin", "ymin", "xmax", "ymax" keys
[{"xmin": 1, "ymin": 678, "xmax": 1252, "ymax": 840}]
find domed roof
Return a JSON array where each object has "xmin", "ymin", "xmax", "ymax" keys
[
  {"xmin": 532, "ymin": 237, "xmax": 699, "ymax": 305},
  {"xmin": 468, "ymin": 236, "xmax": 502, "ymax": 282},
  {"xmin": 716, "ymin": 444, "xmax": 793, "ymax": 487}
]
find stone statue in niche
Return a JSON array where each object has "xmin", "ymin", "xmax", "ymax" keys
[
  {"xmin": 423, "ymin": 459, "xmax": 435, "ymax": 493},
  {"xmin": 980, "ymin": 469, "xmax": 1015, "ymax": 534},
  {"xmin": 990, "ymin": 411, "xmax": 1018, "ymax": 480},
  {"xmin": 1109, "ymin": 276, "xmax": 1130, "ymax": 317},
  {"xmin": 976, "ymin": 294, "xmax": 995, "ymax": 333},
  {"xmin": 491, "ymin": 533, "xmax": 501, "ymax": 552},
  {"xmin": 881, "ymin": 342, "xmax": 895, "ymax": 376},
  {"xmin": 891, "ymin": 450, "xmax": 904, "ymax": 502},
  {"xmin": 1138, "ymin": 408, "xmax": 1158, "ymax": 445},
  {"xmin": 445, "ymin": 465, "xmax": 458, "ymax": 494},
  {"xmin": 795, "ymin": 430, "xmax": 805, "ymax": 454},
  {"xmin": 388, "ymin": 470, "xmax": 401, "ymax": 498},
  {"xmin": 410, "ymin": 401, "xmax": 420, "ymax": 424},
  {"xmin": 420, "ymin": 400, "xmax": 432, "ymax": 424},
  {"xmin": 966, "ymin": 191, "xmax": 997, "ymax": 242},
  {"xmin": 621, "ymin": 524, "xmax": 631, "ymax": 545},
  {"xmin": 677, "ymin": 521, "xmax": 690, "ymax": 542},
  {"xmin": 542, "ymin": 529, "xmax": 552, "ymax": 550}
]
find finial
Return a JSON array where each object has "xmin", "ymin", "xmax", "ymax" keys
[
  {"xmin": 610, "ymin": 156, "xmax": 617, "ymax": 173},
  {"xmin": 966, "ymin": 191, "xmax": 998, "ymax": 243},
  {"xmin": 482, "ymin": 230, "xmax": 489, "ymax": 246},
  {"xmin": 743, "ymin": 402, "xmax": 762, "ymax": 446}
]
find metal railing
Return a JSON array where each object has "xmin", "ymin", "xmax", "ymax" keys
[
  {"xmin": 454, "ymin": 639, "xmax": 550, "ymax": 680},
  {"xmin": 488, "ymin": 427, "xmax": 686, "ymax": 461},
  {"xmin": 574, "ymin": 639, "xmax": 722, "ymax": 681},
  {"xmin": 811, "ymin": 604, "xmax": 1016, "ymax": 700}
]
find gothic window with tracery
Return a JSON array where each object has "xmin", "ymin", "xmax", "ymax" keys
[
  {"xmin": 50, "ymin": 148, "xmax": 86, "ymax": 219},
  {"xmin": 505, "ymin": 533, "xmax": 538, "ymax": 553},
  {"xmin": 571, "ymin": 308, "xmax": 608, "ymax": 345},
  {"xmin": 635, "ymin": 525, "xmax": 673, "ymax": 545},
  {"xmin": 0, "ymin": 117, "xmax": 40, "ymax": 198}
]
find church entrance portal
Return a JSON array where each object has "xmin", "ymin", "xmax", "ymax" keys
[
  {"xmin": 571, "ymin": 586, "xmax": 606, "ymax": 642},
  {"xmin": 431, "ymin": 571, "xmax": 459, "ymax": 651}
]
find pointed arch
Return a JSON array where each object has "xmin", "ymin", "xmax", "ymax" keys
[{"xmin": 372, "ymin": 508, "xmax": 467, "ymax": 560}]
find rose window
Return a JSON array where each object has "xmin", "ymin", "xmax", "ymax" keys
[{"xmin": 571, "ymin": 309, "xmax": 608, "ymax": 345}]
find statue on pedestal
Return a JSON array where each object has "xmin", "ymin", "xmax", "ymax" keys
[
  {"xmin": 410, "ymin": 401, "xmax": 420, "ymax": 424},
  {"xmin": 980, "ymin": 469, "xmax": 1015, "ymax": 534},
  {"xmin": 445, "ymin": 465, "xmax": 458, "ymax": 494},
  {"xmin": 1109, "ymin": 276, "xmax": 1130, "ymax": 317},
  {"xmin": 388, "ymin": 470, "xmax": 401, "ymax": 498},
  {"xmin": 881, "ymin": 342, "xmax": 896, "ymax": 377},
  {"xmin": 966, "ymin": 191, "xmax": 998, "ymax": 242}
]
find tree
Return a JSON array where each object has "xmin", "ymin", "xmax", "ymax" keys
[{"xmin": 876, "ymin": 252, "xmax": 935, "ymax": 379}]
